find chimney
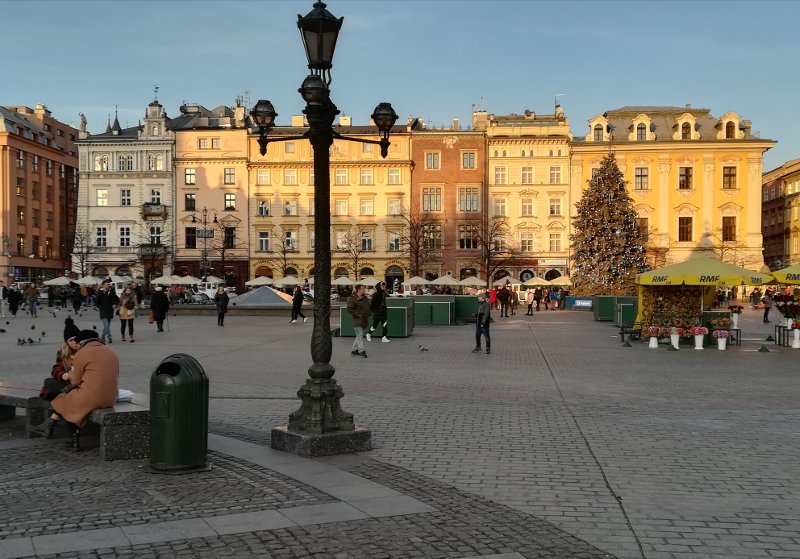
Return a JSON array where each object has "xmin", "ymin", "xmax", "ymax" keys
[
  {"xmin": 742, "ymin": 120, "xmax": 752, "ymax": 136},
  {"xmin": 339, "ymin": 115, "xmax": 351, "ymax": 126},
  {"xmin": 291, "ymin": 115, "xmax": 306, "ymax": 127},
  {"xmin": 452, "ymin": 117, "xmax": 460, "ymax": 130},
  {"xmin": 35, "ymin": 104, "xmax": 51, "ymax": 117},
  {"xmin": 233, "ymin": 106, "xmax": 246, "ymax": 127}
]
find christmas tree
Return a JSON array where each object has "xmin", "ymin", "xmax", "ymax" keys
[{"xmin": 571, "ymin": 152, "xmax": 649, "ymax": 295}]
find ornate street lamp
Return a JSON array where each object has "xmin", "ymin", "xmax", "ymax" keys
[
  {"xmin": 253, "ymin": 1, "xmax": 397, "ymax": 457},
  {"xmin": 190, "ymin": 207, "xmax": 218, "ymax": 278}
]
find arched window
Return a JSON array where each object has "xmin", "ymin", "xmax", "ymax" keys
[
  {"xmin": 502, "ymin": 150, "xmax": 506, "ymax": 157},
  {"xmin": 494, "ymin": 150, "xmax": 498, "ymax": 157},
  {"xmin": 151, "ymin": 124, "xmax": 159, "ymax": 135},
  {"xmin": 126, "ymin": 154, "xmax": 134, "ymax": 170},
  {"xmin": 156, "ymin": 154, "xmax": 164, "ymax": 171},
  {"xmin": 549, "ymin": 150, "xmax": 554, "ymax": 157},
  {"xmin": 681, "ymin": 122, "xmax": 691, "ymax": 139},
  {"xmin": 94, "ymin": 154, "xmax": 108, "ymax": 171},
  {"xmin": 593, "ymin": 124, "xmax": 603, "ymax": 141},
  {"xmin": 557, "ymin": 149, "xmax": 562, "ymax": 156},
  {"xmin": 725, "ymin": 121, "xmax": 735, "ymax": 139},
  {"xmin": 255, "ymin": 266, "xmax": 273, "ymax": 278},
  {"xmin": 147, "ymin": 154, "xmax": 155, "ymax": 171},
  {"xmin": 117, "ymin": 154, "xmax": 126, "ymax": 170},
  {"xmin": 334, "ymin": 267, "xmax": 349, "ymax": 278},
  {"xmin": 637, "ymin": 123, "xmax": 647, "ymax": 141}
]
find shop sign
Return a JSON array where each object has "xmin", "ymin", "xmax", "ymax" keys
[{"xmin": 539, "ymin": 259, "xmax": 567, "ymax": 266}]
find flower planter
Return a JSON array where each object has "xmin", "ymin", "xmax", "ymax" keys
[
  {"xmin": 793, "ymin": 328, "xmax": 800, "ymax": 349},
  {"xmin": 670, "ymin": 333, "xmax": 680, "ymax": 349},
  {"xmin": 717, "ymin": 337, "xmax": 727, "ymax": 350},
  {"xmin": 731, "ymin": 313, "xmax": 739, "ymax": 329},
  {"xmin": 648, "ymin": 337, "xmax": 659, "ymax": 349},
  {"xmin": 694, "ymin": 334, "xmax": 704, "ymax": 350}
]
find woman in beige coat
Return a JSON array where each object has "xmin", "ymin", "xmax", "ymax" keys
[
  {"xmin": 118, "ymin": 286, "xmax": 138, "ymax": 342},
  {"xmin": 51, "ymin": 330, "xmax": 119, "ymax": 450}
]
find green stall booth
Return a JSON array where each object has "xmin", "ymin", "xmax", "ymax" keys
[
  {"xmin": 339, "ymin": 300, "xmax": 413, "ymax": 338},
  {"xmin": 615, "ymin": 296, "xmax": 638, "ymax": 328},
  {"xmin": 593, "ymin": 296, "xmax": 617, "ymax": 321},
  {"xmin": 412, "ymin": 295, "xmax": 455, "ymax": 326},
  {"xmin": 454, "ymin": 295, "xmax": 480, "ymax": 323}
]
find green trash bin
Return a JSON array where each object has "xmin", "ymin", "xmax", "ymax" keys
[{"xmin": 150, "ymin": 353, "xmax": 209, "ymax": 472}]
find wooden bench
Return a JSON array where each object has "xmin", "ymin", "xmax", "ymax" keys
[
  {"xmin": 619, "ymin": 321, "xmax": 642, "ymax": 343},
  {"xmin": 0, "ymin": 381, "xmax": 149, "ymax": 461}
]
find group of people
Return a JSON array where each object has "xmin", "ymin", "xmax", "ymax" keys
[
  {"xmin": 487, "ymin": 285, "xmax": 568, "ymax": 317},
  {"xmin": 346, "ymin": 282, "xmax": 391, "ymax": 358},
  {"xmin": 0, "ymin": 281, "xmax": 44, "ymax": 318}
]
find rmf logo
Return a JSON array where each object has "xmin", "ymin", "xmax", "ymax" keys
[
  {"xmin": 700, "ymin": 275, "xmax": 720, "ymax": 282},
  {"xmin": 786, "ymin": 273, "xmax": 800, "ymax": 281},
  {"xmin": 652, "ymin": 275, "xmax": 668, "ymax": 282}
]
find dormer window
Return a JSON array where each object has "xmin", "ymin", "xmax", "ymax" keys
[
  {"xmin": 593, "ymin": 124, "xmax": 603, "ymax": 141},
  {"xmin": 151, "ymin": 124, "xmax": 159, "ymax": 135},
  {"xmin": 725, "ymin": 121, "xmax": 735, "ymax": 139},
  {"xmin": 637, "ymin": 123, "xmax": 647, "ymax": 141},
  {"xmin": 681, "ymin": 122, "xmax": 691, "ymax": 139}
]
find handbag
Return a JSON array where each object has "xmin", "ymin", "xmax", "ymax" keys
[
  {"xmin": 42, "ymin": 378, "xmax": 70, "ymax": 401},
  {"xmin": 148, "ymin": 310, "xmax": 155, "ymax": 324}
]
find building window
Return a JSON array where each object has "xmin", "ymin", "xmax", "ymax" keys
[
  {"xmin": 593, "ymin": 124, "xmax": 603, "ymax": 141},
  {"xmin": 185, "ymin": 227, "xmax": 197, "ymax": 249},
  {"xmin": 458, "ymin": 224, "xmax": 478, "ymax": 249},
  {"xmin": 388, "ymin": 231, "xmax": 401, "ymax": 251},
  {"xmin": 459, "ymin": 188, "xmax": 479, "ymax": 212},
  {"xmin": 549, "ymin": 166, "xmax": 562, "ymax": 184},
  {"xmin": 549, "ymin": 197, "xmax": 562, "ymax": 216},
  {"xmin": 118, "ymin": 154, "xmax": 133, "ymax": 171},
  {"xmin": 423, "ymin": 224, "xmax": 443, "ymax": 249},
  {"xmin": 32, "ymin": 209, "xmax": 40, "ymax": 227},
  {"xmin": 388, "ymin": 198, "xmax": 402, "ymax": 215},
  {"xmin": 425, "ymin": 152, "xmax": 440, "ymax": 170},
  {"xmin": 494, "ymin": 166, "xmax": 507, "ymax": 185},
  {"xmin": 147, "ymin": 154, "xmax": 155, "ymax": 170},
  {"xmin": 211, "ymin": 138, "xmax": 221, "ymax": 149},
  {"xmin": 308, "ymin": 197, "xmax": 315, "ymax": 216},
  {"xmin": 32, "ymin": 155, "xmax": 39, "ymax": 171},
  {"xmin": 256, "ymin": 169, "xmax": 270, "ymax": 185},
  {"xmin": 361, "ymin": 230, "xmax": 373, "ymax": 251},
  {"xmin": 284, "ymin": 142, "xmax": 295, "ymax": 154},
  {"xmin": 93, "ymin": 154, "xmax": 108, "ymax": 171},
  {"xmin": 224, "ymin": 193, "xmax": 236, "ymax": 211},
  {"xmin": 360, "ymin": 198, "xmax": 373, "ymax": 215},
  {"xmin": 493, "ymin": 197, "xmax": 507, "ymax": 216},
  {"xmin": 31, "ymin": 183, "xmax": 40, "ymax": 200},
  {"xmin": 257, "ymin": 200, "xmax": 269, "ymax": 216},
  {"xmin": 679, "ymin": 167, "xmax": 693, "ymax": 189},
  {"xmin": 549, "ymin": 233, "xmax": 562, "ymax": 252},
  {"xmin": 360, "ymin": 168, "xmax": 373, "ymax": 185},
  {"xmin": 726, "ymin": 121, "xmax": 735, "ymax": 138},
  {"xmin": 723, "ymin": 166, "xmax": 737, "ymax": 189},
  {"xmin": 17, "ymin": 235, "xmax": 25, "ymax": 254},
  {"xmin": 335, "ymin": 199, "xmax": 348, "ymax": 216},
  {"xmin": 258, "ymin": 231, "xmax": 270, "ymax": 252},
  {"xmin": 520, "ymin": 231, "xmax": 536, "ymax": 252},
  {"xmin": 335, "ymin": 230, "xmax": 348, "ymax": 250},
  {"xmin": 16, "ymin": 179, "xmax": 24, "ymax": 197},
  {"xmin": 284, "ymin": 200, "xmax": 297, "ymax": 216},
  {"xmin": 185, "ymin": 168, "xmax": 196, "ymax": 185},
  {"xmin": 198, "ymin": 138, "xmax": 209, "ymax": 149},
  {"xmin": 678, "ymin": 216, "xmax": 692, "ymax": 241},
  {"xmin": 119, "ymin": 227, "xmax": 131, "ymax": 247},
  {"xmin": 388, "ymin": 168, "xmax": 401, "ymax": 184},
  {"xmin": 46, "ymin": 211, "xmax": 54, "ymax": 230},
  {"xmin": 422, "ymin": 187, "xmax": 442, "ymax": 211},
  {"xmin": 722, "ymin": 216, "xmax": 736, "ymax": 241},
  {"xmin": 636, "ymin": 123, "xmax": 647, "ymax": 141},
  {"xmin": 334, "ymin": 168, "xmax": 348, "ymax": 185},
  {"xmin": 184, "ymin": 193, "xmax": 196, "ymax": 211},
  {"xmin": 522, "ymin": 166, "xmax": 533, "ymax": 184},
  {"xmin": 224, "ymin": 227, "xmax": 236, "ymax": 249},
  {"xmin": 681, "ymin": 122, "xmax": 691, "ymax": 139},
  {"xmin": 96, "ymin": 227, "xmax": 107, "ymax": 247},
  {"xmin": 285, "ymin": 231, "xmax": 297, "ymax": 250},
  {"xmin": 17, "ymin": 151, "xmax": 24, "ymax": 168},
  {"xmin": 150, "ymin": 189, "xmax": 161, "ymax": 204},
  {"xmin": 462, "ymin": 152, "xmax": 476, "ymax": 169},
  {"xmin": 17, "ymin": 206, "xmax": 25, "ymax": 225},
  {"xmin": 492, "ymin": 236, "xmax": 506, "ymax": 252},
  {"xmin": 282, "ymin": 168, "xmax": 297, "ymax": 186},
  {"xmin": 121, "ymin": 189, "xmax": 131, "ymax": 206},
  {"xmin": 362, "ymin": 142, "xmax": 373, "ymax": 154},
  {"xmin": 636, "ymin": 217, "xmax": 649, "ymax": 242},
  {"xmin": 634, "ymin": 167, "xmax": 649, "ymax": 190},
  {"xmin": 150, "ymin": 226, "xmax": 162, "ymax": 245},
  {"xmin": 521, "ymin": 197, "xmax": 534, "ymax": 217},
  {"xmin": 224, "ymin": 168, "xmax": 235, "ymax": 185},
  {"xmin": 96, "ymin": 189, "xmax": 108, "ymax": 206}
]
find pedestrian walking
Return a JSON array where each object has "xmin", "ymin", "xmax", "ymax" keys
[
  {"xmin": 0, "ymin": 280, "xmax": 7, "ymax": 318},
  {"xmin": 347, "ymin": 284, "xmax": 371, "ymax": 357},
  {"xmin": 214, "ymin": 286, "xmax": 229, "ymax": 326},
  {"xmin": 59, "ymin": 287, "xmax": 69, "ymax": 309},
  {"xmin": 71, "ymin": 288, "xmax": 83, "ymax": 314},
  {"xmin": 150, "ymin": 286, "xmax": 170, "ymax": 332},
  {"xmin": 118, "ymin": 286, "xmax": 138, "ymax": 342},
  {"xmin": 511, "ymin": 287, "xmax": 519, "ymax": 315},
  {"xmin": 367, "ymin": 281, "xmax": 390, "ymax": 342},
  {"xmin": 24, "ymin": 283, "xmax": 39, "ymax": 317},
  {"xmin": 131, "ymin": 282, "xmax": 144, "ymax": 313},
  {"xmin": 497, "ymin": 285, "xmax": 510, "ymax": 317},
  {"xmin": 762, "ymin": 289, "xmax": 774, "ymax": 323},
  {"xmin": 95, "ymin": 281, "xmax": 119, "ymax": 343},
  {"xmin": 472, "ymin": 292, "xmax": 491, "ymax": 354},
  {"xmin": 489, "ymin": 288, "xmax": 498, "ymax": 310},
  {"xmin": 291, "ymin": 285, "xmax": 307, "ymax": 323},
  {"xmin": 8, "ymin": 285, "xmax": 22, "ymax": 317},
  {"xmin": 534, "ymin": 287, "xmax": 542, "ymax": 311},
  {"xmin": 525, "ymin": 289, "xmax": 535, "ymax": 316}
]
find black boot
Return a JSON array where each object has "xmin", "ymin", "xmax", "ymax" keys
[{"xmin": 65, "ymin": 423, "xmax": 81, "ymax": 451}]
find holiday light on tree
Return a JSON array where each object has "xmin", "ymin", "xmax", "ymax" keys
[{"xmin": 570, "ymin": 152, "xmax": 649, "ymax": 295}]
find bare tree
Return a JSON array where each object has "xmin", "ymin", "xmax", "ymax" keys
[
  {"xmin": 209, "ymin": 216, "xmax": 249, "ymax": 280},
  {"xmin": 467, "ymin": 216, "xmax": 524, "ymax": 284},
  {"xmin": 258, "ymin": 225, "xmax": 298, "ymax": 277},
  {"xmin": 71, "ymin": 226, "xmax": 98, "ymax": 277},
  {"xmin": 701, "ymin": 228, "xmax": 761, "ymax": 269},
  {"xmin": 134, "ymin": 220, "xmax": 173, "ymax": 288},
  {"xmin": 395, "ymin": 206, "xmax": 445, "ymax": 277},
  {"xmin": 334, "ymin": 226, "xmax": 373, "ymax": 279}
]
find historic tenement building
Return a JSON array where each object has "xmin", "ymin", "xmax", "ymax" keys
[
  {"xmin": 571, "ymin": 105, "xmax": 775, "ymax": 270},
  {"xmin": 1, "ymin": 104, "xmax": 78, "ymax": 283},
  {"xmin": 762, "ymin": 158, "xmax": 800, "ymax": 269},
  {"xmin": 75, "ymin": 100, "xmax": 173, "ymax": 281}
]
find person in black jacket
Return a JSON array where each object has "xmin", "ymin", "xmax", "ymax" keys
[
  {"xmin": 366, "ymin": 282, "xmax": 390, "ymax": 343},
  {"xmin": 71, "ymin": 288, "xmax": 83, "ymax": 313},
  {"xmin": 95, "ymin": 281, "xmax": 119, "ymax": 343},
  {"xmin": 214, "ymin": 286, "xmax": 229, "ymax": 326},
  {"xmin": 150, "ymin": 286, "xmax": 170, "ymax": 332},
  {"xmin": 290, "ymin": 285, "xmax": 307, "ymax": 323}
]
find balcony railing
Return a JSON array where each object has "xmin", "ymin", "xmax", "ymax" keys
[{"xmin": 142, "ymin": 203, "xmax": 168, "ymax": 219}]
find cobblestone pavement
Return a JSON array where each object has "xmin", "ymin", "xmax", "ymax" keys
[{"xmin": 1, "ymin": 304, "xmax": 799, "ymax": 558}]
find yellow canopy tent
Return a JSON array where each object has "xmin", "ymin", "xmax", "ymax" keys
[{"xmin": 772, "ymin": 264, "xmax": 800, "ymax": 285}]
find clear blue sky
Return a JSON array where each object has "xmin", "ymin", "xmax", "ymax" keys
[{"xmin": 3, "ymin": 0, "xmax": 798, "ymax": 170}]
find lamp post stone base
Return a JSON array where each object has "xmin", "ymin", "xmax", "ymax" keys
[{"xmin": 271, "ymin": 425, "xmax": 372, "ymax": 457}]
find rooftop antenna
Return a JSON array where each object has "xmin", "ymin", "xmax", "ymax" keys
[
  {"xmin": 554, "ymin": 93, "xmax": 566, "ymax": 111},
  {"xmin": 154, "ymin": 84, "xmax": 159, "ymax": 101}
]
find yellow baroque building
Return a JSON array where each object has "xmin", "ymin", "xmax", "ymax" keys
[
  {"xmin": 247, "ymin": 115, "xmax": 411, "ymax": 284},
  {"xmin": 570, "ymin": 105, "xmax": 775, "ymax": 269}
]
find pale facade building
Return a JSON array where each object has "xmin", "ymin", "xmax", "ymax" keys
[
  {"xmin": 762, "ymin": 158, "xmax": 800, "ymax": 268},
  {"xmin": 571, "ymin": 105, "xmax": 775, "ymax": 270},
  {"xmin": 75, "ymin": 100, "xmax": 173, "ymax": 280}
]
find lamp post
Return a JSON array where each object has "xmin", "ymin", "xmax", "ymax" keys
[
  {"xmin": 190, "ymin": 206, "xmax": 218, "ymax": 278},
  {"xmin": 252, "ymin": 1, "xmax": 397, "ymax": 456}
]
